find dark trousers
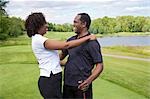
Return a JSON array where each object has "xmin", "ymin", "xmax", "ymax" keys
[
  {"xmin": 63, "ymin": 84, "xmax": 93, "ymax": 99},
  {"xmin": 38, "ymin": 72, "xmax": 62, "ymax": 99}
]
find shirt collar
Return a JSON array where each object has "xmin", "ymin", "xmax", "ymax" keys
[{"xmin": 77, "ymin": 32, "xmax": 91, "ymax": 39}]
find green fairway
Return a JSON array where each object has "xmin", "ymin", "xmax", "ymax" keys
[
  {"xmin": 0, "ymin": 64, "xmax": 42, "ymax": 99},
  {"xmin": 93, "ymin": 79, "xmax": 147, "ymax": 99},
  {"xmin": 0, "ymin": 45, "xmax": 149, "ymax": 99},
  {"xmin": 0, "ymin": 32, "xmax": 149, "ymax": 99},
  {"xmin": 102, "ymin": 46, "xmax": 150, "ymax": 58},
  {"xmin": 100, "ymin": 56, "xmax": 150, "ymax": 98}
]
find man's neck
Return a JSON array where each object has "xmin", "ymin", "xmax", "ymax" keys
[{"xmin": 78, "ymin": 30, "xmax": 89, "ymax": 38}]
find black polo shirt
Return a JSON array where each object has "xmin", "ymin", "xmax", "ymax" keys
[{"xmin": 63, "ymin": 33, "xmax": 103, "ymax": 86}]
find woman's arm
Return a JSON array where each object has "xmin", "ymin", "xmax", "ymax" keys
[{"xmin": 44, "ymin": 34, "xmax": 96, "ymax": 50}]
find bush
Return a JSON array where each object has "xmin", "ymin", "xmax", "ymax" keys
[{"xmin": 0, "ymin": 16, "xmax": 24, "ymax": 40}]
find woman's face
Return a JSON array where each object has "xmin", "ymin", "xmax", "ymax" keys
[{"xmin": 38, "ymin": 24, "xmax": 48, "ymax": 35}]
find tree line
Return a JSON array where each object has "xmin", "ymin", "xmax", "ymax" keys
[
  {"xmin": 90, "ymin": 16, "xmax": 150, "ymax": 34},
  {"xmin": 48, "ymin": 16, "xmax": 150, "ymax": 34},
  {"xmin": 48, "ymin": 23, "xmax": 73, "ymax": 32}
]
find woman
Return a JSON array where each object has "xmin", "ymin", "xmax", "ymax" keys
[{"xmin": 25, "ymin": 12, "xmax": 95, "ymax": 99}]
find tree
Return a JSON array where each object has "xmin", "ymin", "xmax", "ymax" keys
[
  {"xmin": 8, "ymin": 17, "xmax": 24, "ymax": 37},
  {"xmin": 0, "ymin": 0, "xmax": 9, "ymax": 16},
  {"xmin": 142, "ymin": 17, "xmax": 150, "ymax": 32},
  {"xmin": 132, "ymin": 16, "xmax": 145, "ymax": 32},
  {"xmin": 48, "ymin": 23, "xmax": 54, "ymax": 31},
  {"xmin": 0, "ymin": 16, "xmax": 10, "ymax": 40}
]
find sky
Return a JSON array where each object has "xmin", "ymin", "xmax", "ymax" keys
[{"xmin": 6, "ymin": 0, "xmax": 150, "ymax": 24}]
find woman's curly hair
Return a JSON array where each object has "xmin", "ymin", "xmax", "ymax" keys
[{"xmin": 25, "ymin": 12, "xmax": 47, "ymax": 37}]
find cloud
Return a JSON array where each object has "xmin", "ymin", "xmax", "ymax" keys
[
  {"xmin": 128, "ymin": 0, "xmax": 143, "ymax": 1},
  {"xmin": 6, "ymin": 0, "xmax": 150, "ymax": 24},
  {"xmin": 125, "ymin": 7, "xmax": 150, "ymax": 11},
  {"xmin": 10, "ymin": 0, "xmax": 115, "ymax": 2}
]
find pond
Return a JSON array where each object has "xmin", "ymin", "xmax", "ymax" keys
[{"xmin": 97, "ymin": 36, "xmax": 150, "ymax": 47}]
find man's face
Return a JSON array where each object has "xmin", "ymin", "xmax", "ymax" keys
[{"xmin": 73, "ymin": 15, "xmax": 83, "ymax": 34}]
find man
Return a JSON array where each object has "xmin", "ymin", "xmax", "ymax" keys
[{"xmin": 60, "ymin": 13, "xmax": 103, "ymax": 99}]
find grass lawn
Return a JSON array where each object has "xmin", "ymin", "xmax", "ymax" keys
[
  {"xmin": 100, "ymin": 56, "xmax": 150, "ymax": 98},
  {"xmin": 0, "ymin": 45, "xmax": 149, "ymax": 99},
  {"xmin": 0, "ymin": 64, "xmax": 42, "ymax": 99},
  {"xmin": 102, "ymin": 46, "xmax": 150, "ymax": 58},
  {"xmin": 93, "ymin": 79, "xmax": 147, "ymax": 99},
  {"xmin": 0, "ymin": 32, "xmax": 149, "ymax": 99}
]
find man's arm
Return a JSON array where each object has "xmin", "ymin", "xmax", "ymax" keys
[
  {"xmin": 59, "ymin": 51, "xmax": 67, "ymax": 60},
  {"xmin": 78, "ymin": 63, "xmax": 103, "ymax": 90}
]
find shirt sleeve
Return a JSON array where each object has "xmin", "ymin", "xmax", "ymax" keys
[
  {"xmin": 39, "ymin": 36, "xmax": 48, "ymax": 48},
  {"xmin": 87, "ymin": 40, "xmax": 103, "ymax": 64}
]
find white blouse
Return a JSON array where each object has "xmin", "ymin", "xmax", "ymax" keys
[{"xmin": 32, "ymin": 34, "xmax": 62, "ymax": 77}]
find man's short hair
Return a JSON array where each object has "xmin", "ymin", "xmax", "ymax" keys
[{"xmin": 78, "ymin": 13, "xmax": 91, "ymax": 29}]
